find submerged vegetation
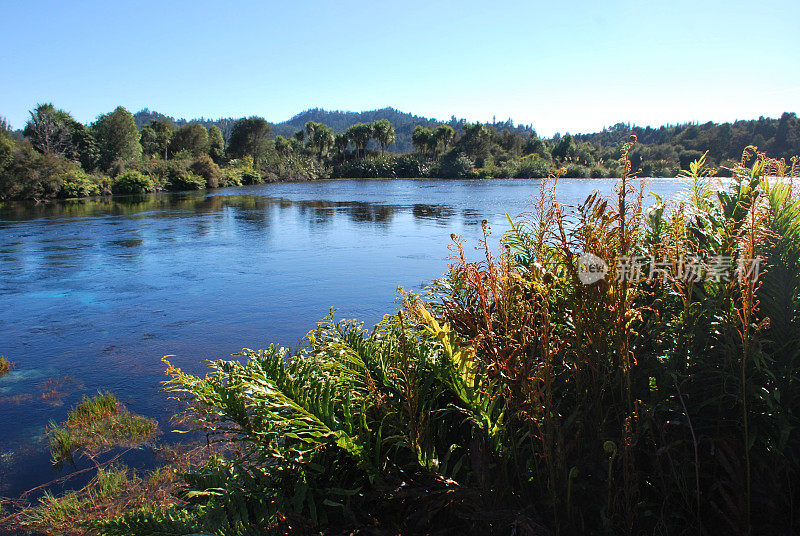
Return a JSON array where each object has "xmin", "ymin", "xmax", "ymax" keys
[
  {"xmin": 47, "ymin": 391, "xmax": 159, "ymax": 465},
  {"xmin": 1, "ymin": 105, "xmax": 799, "ymax": 201},
  {"xmin": 0, "ymin": 355, "xmax": 12, "ymax": 376},
  {"xmin": 8, "ymin": 144, "xmax": 780, "ymax": 535}
]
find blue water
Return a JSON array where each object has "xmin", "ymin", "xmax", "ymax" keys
[{"xmin": 0, "ymin": 178, "xmax": 686, "ymax": 501}]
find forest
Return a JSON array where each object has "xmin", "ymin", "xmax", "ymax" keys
[{"xmin": 1, "ymin": 103, "xmax": 799, "ymax": 201}]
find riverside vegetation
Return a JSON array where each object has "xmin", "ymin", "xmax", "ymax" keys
[
  {"xmin": 5, "ymin": 142, "xmax": 799, "ymax": 535},
  {"xmin": 1, "ymin": 105, "xmax": 799, "ymax": 201}
]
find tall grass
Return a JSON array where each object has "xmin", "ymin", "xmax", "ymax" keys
[
  {"xmin": 48, "ymin": 391, "xmax": 158, "ymax": 465},
  {"xmin": 91, "ymin": 144, "xmax": 800, "ymax": 535}
]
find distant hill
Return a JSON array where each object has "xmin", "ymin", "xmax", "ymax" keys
[{"xmin": 132, "ymin": 107, "xmax": 537, "ymax": 153}]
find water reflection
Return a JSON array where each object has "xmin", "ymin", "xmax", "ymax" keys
[
  {"xmin": 0, "ymin": 178, "xmax": 688, "ymax": 499},
  {"xmin": 1, "ymin": 194, "xmax": 461, "ymax": 228}
]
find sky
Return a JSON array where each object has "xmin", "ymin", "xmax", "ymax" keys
[{"xmin": 1, "ymin": 0, "xmax": 798, "ymax": 136}]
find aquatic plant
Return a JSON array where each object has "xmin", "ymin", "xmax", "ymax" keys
[
  {"xmin": 48, "ymin": 391, "xmax": 159, "ymax": 464},
  {"xmin": 0, "ymin": 355, "xmax": 12, "ymax": 376}
]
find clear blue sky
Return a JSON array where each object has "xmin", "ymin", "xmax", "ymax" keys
[{"xmin": 1, "ymin": 0, "xmax": 798, "ymax": 136}]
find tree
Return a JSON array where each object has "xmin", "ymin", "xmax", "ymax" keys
[
  {"xmin": 550, "ymin": 133, "xmax": 576, "ymax": 161},
  {"xmin": 274, "ymin": 135, "xmax": 292, "ymax": 158},
  {"xmin": 23, "ymin": 104, "xmax": 74, "ymax": 156},
  {"xmin": 305, "ymin": 121, "xmax": 334, "ymax": 158},
  {"xmin": 372, "ymin": 119, "xmax": 396, "ymax": 153},
  {"xmin": 93, "ymin": 106, "xmax": 142, "ymax": 169},
  {"xmin": 0, "ymin": 132, "xmax": 13, "ymax": 175},
  {"xmin": 141, "ymin": 118, "xmax": 174, "ymax": 159},
  {"xmin": 170, "ymin": 123, "xmax": 209, "ymax": 157},
  {"xmin": 412, "ymin": 126, "xmax": 433, "ymax": 157},
  {"xmin": 68, "ymin": 120, "xmax": 99, "ymax": 170},
  {"xmin": 458, "ymin": 123, "xmax": 492, "ymax": 164},
  {"xmin": 334, "ymin": 133, "xmax": 350, "ymax": 157},
  {"xmin": 432, "ymin": 125, "xmax": 455, "ymax": 154},
  {"xmin": 346, "ymin": 123, "xmax": 372, "ymax": 158},
  {"xmin": 208, "ymin": 125, "xmax": 225, "ymax": 163},
  {"xmin": 227, "ymin": 117, "xmax": 271, "ymax": 163}
]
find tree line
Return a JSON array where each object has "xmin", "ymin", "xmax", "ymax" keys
[{"xmin": 1, "ymin": 103, "xmax": 799, "ymax": 201}]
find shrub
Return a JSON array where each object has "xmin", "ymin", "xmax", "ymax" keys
[
  {"xmin": 90, "ymin": 145, "xmax": 800, "ymax": 536},
  {"xmin": 394, "ymin": 154, "xmax": 429, "ymax": 177},
  {"xmin": 189, "ymin": 155, "xmax": 222, "ymax": 189},
  {"xmin": 165, "ymin": 170, "xmax": 206, "ymax": 191},
  {"xmin": 240, "ymin": 168, "xmax": 262, "ymax": 185},
  {"xmin": 111, "ymin": 171, "xmax": 154, "ymax": 195},
  {"xmin": 514, "ymin": 154, "xmax": 553, "ymax": 178},
  {"xmin": 219, "ymin": 167, "xmax": 243, "ymax": 188},
  {"xmin": 589, "ymin": 165, "xmax": 606, "ymax": 178},
  {"xmin": 58, "ymin": 169, "xmax": 100, "ymax": 198},
  {"xmin": 0, "ymin": 143, "xmax": 71, "ymax": 200},
  {"xmin": 438, "ymin": 154, "xmax": 475, "ymax": 178},
  {"xmin": 563, "ymin": 163, "xmax": 589, "ymax": 178},
  {"xmin": 331, "ymin": 155, "xmax": 398, "ymax": 178}
]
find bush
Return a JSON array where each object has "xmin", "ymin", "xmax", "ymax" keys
[
  {"xmin": 514, "ymin": 155, "xmax": 554, "ymax": 178},
  {"xmin": 189, "ymin": 155, "xmax": 222, "ymax": 189},
  {"xmin": 589, "ymin": 166, "xmax": 606, "ymax": 178},
  {"xmin": 563, "ymin": 163, "xmax": 589, "ymax": 178},
  {"xmin": 393, "ymin": 154, "xmax": 429, "ymax": 178},
  {"xmin": 437, "ymin": 154, "xmax": 475, "ymax": 178},
  {"xmin": 165, "ymin": 170, "xmax": 206, "ymax": 191},
  {"xmin": 112, "ymin": 171, "xmax": 154, "ymax": 195},
  {"xmin": 118, "ymin": 147, "xmax": 800, "ymax": 536},
  {"xmin": 219, "ymin": 167, "xmax": 243, "ymax": 188},
  {"xmin": 331, "ymin": 155, "xmax": 398, "ymax": 178},
  {"xmin": 240, "ymin": 168, "xmax": 262, "ymax": 185},
  {"xmin": 0, "ymin": 143, "xmax": 71, "ymax": 200},
  {"xmin": 58, "ymin": 169, "xmax": 100, "ymax": 198}
]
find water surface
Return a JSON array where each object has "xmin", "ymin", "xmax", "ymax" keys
[{"xmin": 0, "ymin": 178, "xmax": 685, "ymax": 499}]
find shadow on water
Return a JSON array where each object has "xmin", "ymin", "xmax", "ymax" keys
[{"xmin": 0, "ymin": 193, "xmax": 459, "ymax": 228}]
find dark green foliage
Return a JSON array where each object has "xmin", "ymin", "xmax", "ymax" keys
[
  {"xmin": 0, "ymin": 141, "xmax": 73, "ymax": 200},
  {"xmin": 69, "ymin": 121, "xmax": 100, "ymax": 171},
  {"xmin": 563, "ymin": 163, "xmax": 589, "ymax": 178},
  {"xmin": 93, "ymin": 106, "xmax": 142, "ymax": 170},
  {"xmin": 513, "ymin": 155, "xmax": 553, "ymax": 178},
  {"xmin": 227, "ymin": 117, "xmax": 271, "ymax": 163},
  {"xmin": 23, "ymin": 103, "xmax": 75, "ymax": 156},
  {"xmin": 170, "ymin": 123, "xmax": 209, "ymax": 157},
  {"xmin": 437, "ymin": 154, "xmax": 475, "ymax": 178},
  {"xmin": 208, "ymin": 125, "xmax": 225, "ymax": 163},
  {"xmin": 331, "ymin": 155, "xmax": 398, "ymax": 178},
  {"xmin": 4, "ymin": 103, "xmax": 800, "ymax": 200},
  {"xmin": 189, "ymin": 155, "xmax": 222, "ymax": 188}
]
